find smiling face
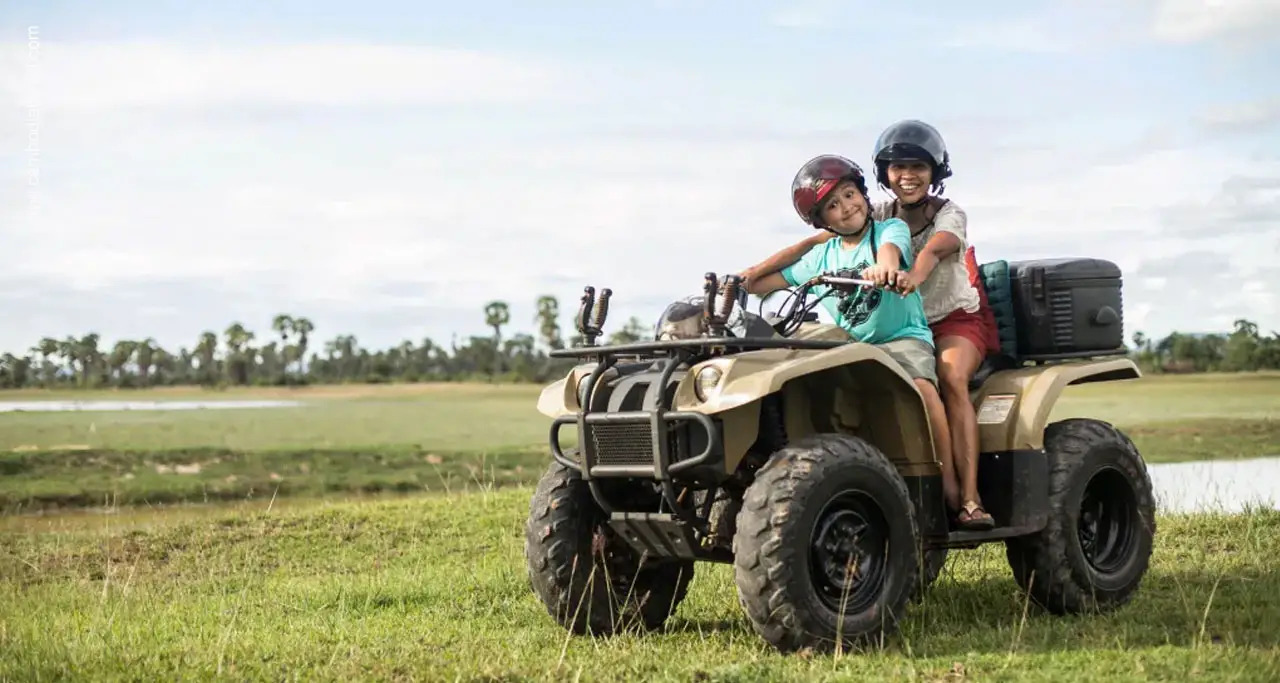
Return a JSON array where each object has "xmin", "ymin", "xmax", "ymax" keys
[
  {"xmin": 818, "ymin": 180, "xmax": 868, "ymax": 233},
  {"xmin": 887, "ymin": 160, "xmax": 933, "ymax": 204}
]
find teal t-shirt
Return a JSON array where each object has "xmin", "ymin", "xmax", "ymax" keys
[{"xmin": 780, "ymin": 218, "xmax": 934, "ymax": 347}]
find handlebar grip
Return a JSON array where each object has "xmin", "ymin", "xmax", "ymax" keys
[
  {"xmin": 702, "ymin": 272, "xmax": 718, "ymax": 321},
  {"xmin": 718, "ymin": 275, "xmax": 741, "ymax": 321},
  {"xmin": 577, "ymin": 286, "xmax": 596, "ymax": 331},
  {"xmin": 591, "ymin": 288, "xmax": 611, "ymax": 330}
]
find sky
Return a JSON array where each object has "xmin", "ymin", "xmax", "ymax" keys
[{"xmin": 1, "ymin": 0, "xmax": 1278, "ymax": 356}]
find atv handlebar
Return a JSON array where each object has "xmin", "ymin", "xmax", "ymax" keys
[
  {"xmin": 812, "ymin": 274, "xmax": 875, "ymax": 290},
  {"xmin": 765, "ymin": 269, "xmax": 885, "ymax": 337}
]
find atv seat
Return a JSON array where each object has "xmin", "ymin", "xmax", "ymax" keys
[
  {"xmin": 969, "ymin": 353, "xmax": 1019, "ymax": 391},
  {"xmin": 969, "ymin": 259, "xmax": 1020, "ymax": 391}
]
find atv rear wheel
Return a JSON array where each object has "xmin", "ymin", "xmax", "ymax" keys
[
  {"xmin": 733, "ymin": 434, "xmax": 920, "ymax": 653},
  {"xmin": 1005, "ymin": 418, "xmax": 1155, "ymax": 614},
  {"xmin": 524, "ymin": 461, "xmax": 694, "ymax": 636}
]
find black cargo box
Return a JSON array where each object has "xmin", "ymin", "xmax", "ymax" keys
[{"xmin": 1007, "ymin": 258, "xmax": 1125, "ymax": 360}]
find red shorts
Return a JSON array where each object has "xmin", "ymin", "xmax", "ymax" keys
[
  {"xmin": 929, "ymin": 246, "xmax": 1001, "ymax": 357},
  {"xmin": 931, "ymin": 305, "xmax": 999, "ymax": 358}
]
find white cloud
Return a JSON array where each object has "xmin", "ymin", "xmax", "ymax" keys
[
  {"xmin": 6, "ymin": 108, "xmax": 1276, "ymax": 352},
  {"xmin": 0, "ymin": 41, "xmax": 572, "ymax": 110},
  {"xmin": 1149, "ymin": 0, "xmax": 1280, "ymax": 43},
  {"xmin": 0, "ymin": 35, "xmax": 1277, "ymax": 355},
  {"xmin": 942, "ymin": 18, "xmax": 1078, "ymax": 53},
  {"xmin": 768, "ymin": 0, "xmax": 849, "ymax": 28},
  {"xmin": 1196, "ymin": 98, "xmax": 1280, "ymax": 133}
]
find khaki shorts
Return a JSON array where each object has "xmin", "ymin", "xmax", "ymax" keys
[{"xmin": 876, "ymin": 337, "xmax": 938, "ymax": 387}]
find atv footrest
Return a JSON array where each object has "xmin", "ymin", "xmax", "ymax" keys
[
  {"xmin": 609, "ymin": 512, "xmax": 701, "ymax": 560},
  {"xmin": 934, "ymin": 524, "xmax": 1044, "ymax": 549}
]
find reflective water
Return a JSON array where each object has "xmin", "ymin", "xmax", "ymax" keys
[
  {"xmin": 1148, "ymin": 457, "xmax": 1279, "ymax": 514},
  {"xmin": 0, "ymin": 400, "xmax": 303, "ymax": 413}
]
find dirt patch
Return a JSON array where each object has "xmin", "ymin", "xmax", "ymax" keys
[{"xmin": 155, "ymin": 463, "xmax": 203, "ymax": 475}]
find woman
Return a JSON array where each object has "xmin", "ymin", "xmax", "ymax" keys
[{"xmin": 870, "ymin": 119, "xmax": 999, "ymax": 530}]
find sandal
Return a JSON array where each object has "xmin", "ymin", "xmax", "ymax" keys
[{"xmin": 956, "ymin": 500, "xmax": 994, "ymax": 530}]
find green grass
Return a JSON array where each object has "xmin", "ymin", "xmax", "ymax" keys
[
  {"xmin": 0, "ymin": 383, "xmax": 547, "ymax": 452},
  {"xmin": 3, "ymin": 373, "xmax": 1276, "ymax": 454},
  {"xmin": 2, "ymin": 374, "xmax": 1277, "ymax": 511},
  {"xmin": 2, "ymin": 487, "xmax": 1277, "ymax": 681},
  {"xmin": 0, "ymin": 446, "xmax": 549, "ymax": 512}
]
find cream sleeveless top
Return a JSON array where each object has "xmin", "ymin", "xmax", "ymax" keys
[{"xmin": 872, "ymin": 198, "xmax": 981, "ymax": 324}]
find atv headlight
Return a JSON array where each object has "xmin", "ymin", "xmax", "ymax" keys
[{"xmin": 694, "ymin": 365, "xmax": 723, "ymax": 401}]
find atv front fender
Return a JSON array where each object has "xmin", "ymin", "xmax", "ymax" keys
[
  {"xmin": 537, "ymin": 376, "xmax": 576, "ymax": 419},
  {"xmin": 675, "ymin": 344, "xmax": 937, "ymax": 476}
]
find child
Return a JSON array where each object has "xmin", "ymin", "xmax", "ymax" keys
[
  {"xmin": 871, "ymin": 119, "xmax": 997, "ymax": 530},
  {"xmin": 742, "ymin": 154, "xmax": 955, "ymax": 504}
]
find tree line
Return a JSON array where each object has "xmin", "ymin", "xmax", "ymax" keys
[
  {"xmin": 0, "ymin": 295, "xmax": 1276, "ymax": 390},
  {"xmin": 0, "ymin": 298, "xmax": 650, "ymax": 389}
]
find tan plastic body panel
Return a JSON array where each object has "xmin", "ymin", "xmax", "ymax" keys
[
  {"xmin": 534, "ymin": 341, "xmax": 942, "ymax": 478},
  {"xmin": 971, "ymin": 358, "xmax": 1141, "ymax": 451},
  {"xmin": 672, "ymin": 343, "xmax": 938, "ymax": 477}
]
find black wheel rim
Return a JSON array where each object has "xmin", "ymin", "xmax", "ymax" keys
[
  {"xmin": 1078, "ymin": 466, "xmax": 1139, "ymax": 574},
  {"xmin": 809, "ymin": 490, "xmax": 888, "ymax": 614}
]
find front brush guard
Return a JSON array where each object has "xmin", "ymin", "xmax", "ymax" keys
[{"xmin": 548, "ymin": 350, "xmax": 723, "ymax": 527}]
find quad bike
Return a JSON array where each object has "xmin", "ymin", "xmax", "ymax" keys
[{"xmin": 523, "ymin": 259, "xmax": 1156, "ymax": 654}]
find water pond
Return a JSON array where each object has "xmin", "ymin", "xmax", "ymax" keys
[
  {"xmin": 0, "ymin": 400, "xmax": 303, "ymax": 413},
  {"xmin": 1148, "ymin": 457, "xmax": 1279, "ymax": 514}
]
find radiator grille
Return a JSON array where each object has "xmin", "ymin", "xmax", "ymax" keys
[{"xmin": 586, "ymin": 422, "xmax": 680, "ymax": 467}]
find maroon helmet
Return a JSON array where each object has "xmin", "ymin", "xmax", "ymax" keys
[{"xmin": 791, "ymin": 154, "xmax": 870, "ymax": 225}]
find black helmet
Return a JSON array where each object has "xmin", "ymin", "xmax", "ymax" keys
[{"xmin": 872, "ymin": 119, "xmax": 952, "ymax": 189}]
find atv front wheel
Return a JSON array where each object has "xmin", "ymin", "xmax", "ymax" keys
[
  {"xmin": 524, "ymin": 461, "xmax": 694, "ymax": 636},
  {"xmin": 733, "ymin": 434, "xmax": 920, "ymax": 653},
  {"xmin": 1005, "ymin": 418, "xmax": 1156, "ymax": 614}
]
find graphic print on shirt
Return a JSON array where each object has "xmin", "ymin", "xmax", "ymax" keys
[{"xmin": 835, "ymin": 259, "xmax": 882, "ymax": 327}]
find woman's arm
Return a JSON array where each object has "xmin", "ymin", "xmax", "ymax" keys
[
  {"xmin": 899, "ymin": 202, "xmax": 967, "ymax": 294},
  {"xmin": 740, "ymin": 232, "xmax": 829, "ymax": 288}
]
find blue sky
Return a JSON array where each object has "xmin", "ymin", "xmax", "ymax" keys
[{"xmin": 1, "ymin": 0, "xmax": 1278, "ymax": 356}]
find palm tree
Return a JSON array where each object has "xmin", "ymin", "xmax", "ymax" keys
[
  {"xmin": 224, "ymin": 323, "xmax": 255, "ymax": 385},
  {"xmin": 78, "ymin": 333, "xmax": 102, "ymax": 386},
  {"xmin": 292, "ymin": 317, "xmax": 314, "ymax": 374},
  {"xmin": 32, "ymin": 338, "xmax": 58, "ymax": 386},
  {"xmin": 194, "ymin": 331, "xmax": 219, "ymax": 384},
  {"xmin": 58, "ymin": 337, "xmax": 78, "ymax": 384},
  {"xmin": 484, "ymin": 302, "xmax": 510, "ymax": 343},
  {"xmin": 135, "ymin": 337, "xmax": 156, "ymax": 386},
  {"xmin": 109, "ymin": 339, "xmax": 137, "ymax": 383},
  {"xmin": 535, "ymin": 295, "xmax": 563, "ymax": 351},
  {"xmin": 484, "ymin": 301, "xmax": 511, "ymax": 377}
]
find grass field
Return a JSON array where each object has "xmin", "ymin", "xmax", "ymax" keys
[
  {"xmin": 2, "ymin": 373, "xmax": 1278, "ymax": 511},
  {"xmin": 3, "ymin": 375, "xmax": 1279, "ymax": 679},
  {"xmin": 1, "ymin": 487, "xmax": 1277, "ymax": 681}
]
